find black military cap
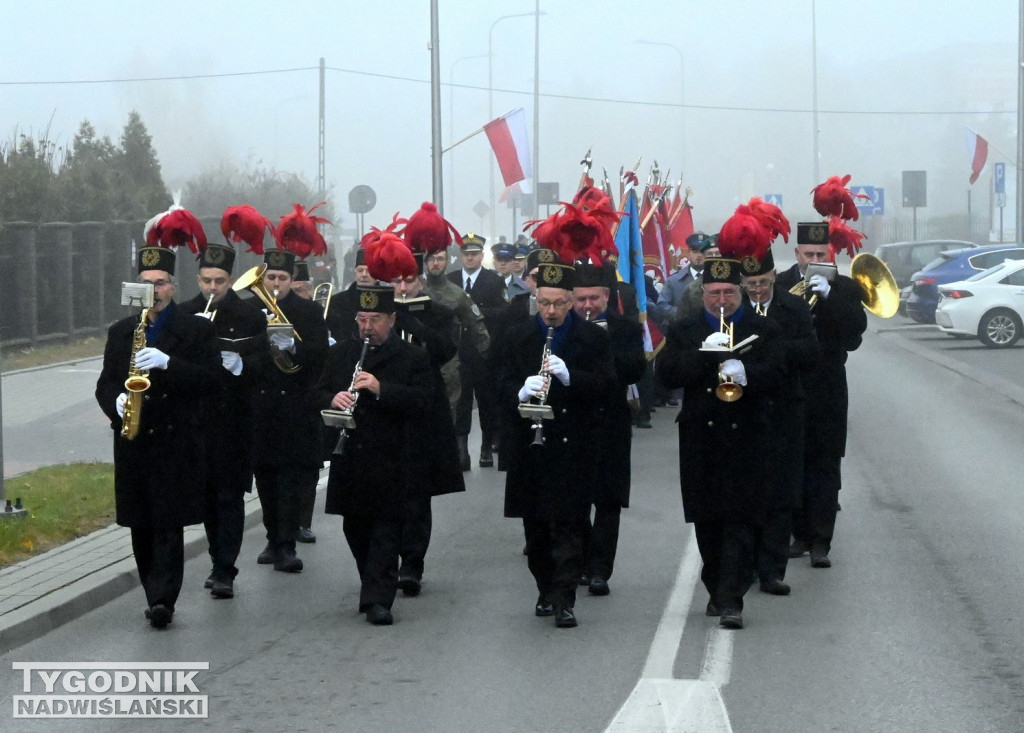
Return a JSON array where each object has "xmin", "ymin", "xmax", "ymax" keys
[
  {"xmin": 293, "ymin": 260, "xmax": 311, "ymax": 282},
  {"xmin": 686, "ymin": 231, "xmax": 712, "ymax": 251},
  {"xmin": 534, "ymin": 263, "xmax": 577, "ymax": 291},
  {"xmin": 702, "ymin": 257, "xmax": 742, "ymax": 285},
  {"xmin": 460, "ymin": 233, "xmax": 486, "ymax": 252},
  {"xmin": 354, "ymin": 247, "xmax": 366, "ymax": 267},
  {"xmin": 198, "ymin": 243, "xmax": 235, "ymax": 273},
  {"xmin": 740, "ymin": 248, "xmax": 775, "ymax": 277},
  {"xmin": 139, "ymin": 246, "xmax": 176, "ymax": 275},
  {"xmin": 356, "ymin": 285, "xmax": 395, "ymax": 314},
  {"xmin": 264, "ymin": 248, "xmax": 295, "ymax": 275},
  {"xmin": 526, "ymin": 247, "xmax": 560, "ymax": 273},
  {"xmin": 797, "ymin": 222, "xmax": 830, "ymax": 246}
]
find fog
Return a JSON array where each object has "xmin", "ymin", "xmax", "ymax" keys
[{"xmin": 1, "ymin": 0, "xmax": 1017, "ymax": 244}]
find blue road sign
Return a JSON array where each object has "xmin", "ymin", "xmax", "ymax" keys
[
  {"xmin": 764, "ymin": 194, "xmax": 783, "ymax": 208},
  {"xmin": 995, "ymin": 162, "xmax": 1005, "ymax": 194},
  {"xmin": 873, "ymin": 188, "xmax": 885, "ymax": 216},
  {"xmin": 851, "ymin": 185, "xmax": 877, "ymax": 216}
]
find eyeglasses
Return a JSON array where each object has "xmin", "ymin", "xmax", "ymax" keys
[
  {"xmin": 143, "ymin": 279, "xmax": 172, "ymax": 288},
  {"xmin": 354, "ymin": 314, "xmax": 388, "ymax": 325},
  {"xmin": 702, "ymin": 288, "xmax": 739, "ymax": 299},
  {"xmin": 426, "ymin": 254, "xmax": 447, "ymax": 263},
  {"xmin": 742, "ymin": 279, "xmax": 774, "ymax": 292},
  {"xmin": 536, "ymin": 298, "xmax": 571, "ymax": 309}
]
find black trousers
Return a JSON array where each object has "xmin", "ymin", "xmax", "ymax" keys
[
  {"xmin": 399, "ymin": 496, "xmax": 432, "ymax": 581},
  {"xmin": 693, "ymin": 521, "xmax": 756, "ymax": 612},
  {"xmin": 756, "ymin": 508, "xmax": 793, "ymax": 582},
  {"xmin": 343, "ymin": 515, "xmax": 401, "ymax": 610},
  {"xmin": 580, "ymin": 503, "xmax": 621, "ymax": 580},
  {"xmin": 254, "ymin": 464, "xmax": 319, "ymax": 552},
  {"xmin": 454, "ymin": 358, "xmax": 498, "ymax": 447},
  {"xmin": 203, "ymin": 472, "xmax": 249, "ymax": 580},
  {"xmin": 523, "ymin": 516, "xmax": 584, "ymax": 609},
  {"xmin": 131, "ymin": 527, "xmax": 185, "ymax": 611},
  {"xmin": 297, "ymin": 469, "xmax": 320, "ymax": 530},
  {"xmin": 792, "ymin": 453, "xmax": 842, "ymax": 552}
]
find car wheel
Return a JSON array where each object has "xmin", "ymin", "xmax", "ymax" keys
[{"xmin": 978, "ymin": 308, "xmax": 1022, "ymax": 348}]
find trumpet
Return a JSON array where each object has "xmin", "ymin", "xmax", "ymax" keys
[
  {"xmin": 715, "ymin": 307, "xmax": 743, "ymax": 402},
  {"xmin": 200, "ymin": 292, "xmax": 217, "ymax": 321},
  {"xmin": 321, "ymin": 337, "xmax": 370, "ymax": 455},
  {"xmin": 518, "ymin": 326, "xmax": 555, "ymax": 446},
  {"xmin": 232, "ymin": 264, "xmax": 302, "ymax": 373}
]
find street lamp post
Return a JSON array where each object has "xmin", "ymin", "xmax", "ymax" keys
[
  {"xmin": 634, "ymin": 40, "xmax": 685, "ymax": 167},
  {"xmin": 449, "ymin": 54, "xmax": 488, "ymax": 215},
  {"xmin": 489, "ymin": 10, "xmax": 544, "ymax": 240}
]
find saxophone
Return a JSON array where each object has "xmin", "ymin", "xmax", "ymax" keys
[{"xmin": 121, "ymin": 308, "xmax": 151, "ymax": 440}]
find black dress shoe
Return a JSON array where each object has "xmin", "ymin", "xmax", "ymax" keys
[
  {"xmin": 273, "ymin": 548, "xmax": 303, "ymax": 573},
  {"xmin": 204, "ymin": 572, "xmax": 215, "ymax": 589},
  {"xmin": 211, "ymin": 578, "xmax": 234, "ymax": 599},
  {"xmin": 148, "ymin": 604, "xmax": 173, "ymax": 629},
  {"xmin": 788, "ymin": 539, "xmax": 809, "ymax": 558},
  {"xmin": 759, "ymin": 578, "xmax": 791, "ymax": 596},
  {"xmin": 398, "ymin": 575, "xmax": 422, "ymax": 597},
  {"xmin": 810, "ymin": 548, "xmax": 832, "ymax": 568},
  {"xmin": 554, "ymin": 606, "xmax": 578, "ymax": 628},
  {"xmin": 578, "ymin": 573, "xmax": 591, "ymax": 587},
  {"xmin": 295, "ymin": 527, "xmax": 317, "ymax": 544},
  {"xmin": 705, "ymin": 601, "xmax": 721, "ymax": 617},
  {"xmin": 633, "ymin": 418, "xmax": 653, "ymax": 429},
  {"xmin": 366, "ymin": 604, "xmax": 394, "ymax": 626},
  {"xmin": 479, "ymin": 450, "xmax": 493, "ymax": 468},
  {"xmin": 257, "ymin": 543, "xmax": 274, "ymax": 565},
  {"xmin": 534, "ymin": 596, "xmax": 554, "ymax": 617},
  {"xmin": 719, "ymin": 608, "xmax": 743, "ymax": 630},
  {"xmin": 588, "ymin": 577, "xmax": 610, "ymax": 596}
]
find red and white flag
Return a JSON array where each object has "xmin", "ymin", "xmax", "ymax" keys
[
  {"xmin": 967, "ymin": 129, "xmax": 988, "ymax": 185},
  {"xmin": 485, "ymin": 108, "xmax": 532, "ymax": 190}
]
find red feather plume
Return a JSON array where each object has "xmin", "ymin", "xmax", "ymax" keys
[
  {"xmin": 716, "ymin": 204, "xmax": 772, "ymax": 264},
  {"xmin": 828, "ymin": 217, "xmax": 866, "ymax": 259},
  {"xmin": 811, "ymin": 174, "xmax": 859, "ymax": 221},
  {"xmin": 364, "ymin": 231, "xmax": 418, "ymax": 282},
  {"xmin": 526, "ymin": 201, "xmax": 620, "ymax": 266},
  {"xmin": 573, "ymin": 185, "xmax": 615, "ymax": 215},
  {"xmin": 746, "ymin": 197, "xmax": 791, "ymax": 243},
  {"xmin": 146, "ymin": 208, "xmax": 208, "ymax": 255},
  {"xmin": 221, "ymin": 205, "xmax": 276, "ymax": 254},
  {"xmin": 276, "ymin": 202, "xmax": 332, "ymax": 259},
  {"xmin": 403, "ymin": 202, "xmax": 461, "ymax": 256}
]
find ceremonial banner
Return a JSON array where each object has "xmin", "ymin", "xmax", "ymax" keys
[
  {"xmin": 966, "ymin": 129, "xmax": 988, "ymax": 185},
  {"xmin": 485, "ymin": 108, "xmax": 533, "ymax": 188}
]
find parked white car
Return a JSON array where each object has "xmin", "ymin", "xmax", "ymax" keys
[{"xmin": 935, "ymin": 258, "xmax": 1024, "ymax": 348}]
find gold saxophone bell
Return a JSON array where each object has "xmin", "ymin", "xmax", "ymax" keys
[
  {"xmin": 121, "ymin": 307, "xmax": 151, "ymax": 440},
  {"xmin": 233, "ymin": 264, "xmax": 302, "ymax": 373}
]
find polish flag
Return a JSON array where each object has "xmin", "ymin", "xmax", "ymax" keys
[
  {"xmin": 485, "ymin": 108, "xmax": 532, "ymax": 188},
  {"xmin": 967, "ymin": 129, "xmax": 988, "ymax": 185}
]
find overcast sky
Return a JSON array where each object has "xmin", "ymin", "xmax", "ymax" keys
[{"xmin": 1, "ymin": 0, "xmax": 1018, "ymax": 244}]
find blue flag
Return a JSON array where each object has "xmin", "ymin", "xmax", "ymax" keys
[{"xmin": 615, "ymin": 189, "xmax": 646, "ymax": 315}]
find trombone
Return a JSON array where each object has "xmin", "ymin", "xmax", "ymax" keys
[
  {"xmin": 313, "ymin": 282, "xmax": 333, "ymax": 317},
  {"xmin": 233, "ymin": 264, "xmax": 302, "ymax": 373}
]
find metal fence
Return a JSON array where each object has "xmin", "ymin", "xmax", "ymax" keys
[{"xmin": 0, "ymin": 218, "xmax": 268, "ymax": 348}]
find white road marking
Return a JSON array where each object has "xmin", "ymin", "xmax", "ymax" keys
[{"xmin": 604, "ymin": 528, "xmax": 735, "ymax": 732}]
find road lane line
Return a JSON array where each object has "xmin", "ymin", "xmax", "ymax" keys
[
  {"xmin": 604, "ymin": 530, "xmax": 735, "ymax": 732},
  {"xmin": 698, "ymin": 628, "xmax": 733, "ymax": 686}
]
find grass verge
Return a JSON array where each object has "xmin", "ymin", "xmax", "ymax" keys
[
  {"xmin": 1, "ymin": 337, "xmax": 105, "ymax": 373},
  {"xmin": 0, "ymin": 463, "xmax": 116, "ymax": 568}
]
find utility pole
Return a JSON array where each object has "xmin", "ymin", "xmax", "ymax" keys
[
  {"xmin": 318, "ymin": 58, "xmax": 326, "ymax": 201},
  {"xmin": 1017, "ymin": 0, "xmax": 1024, "ymax": 237},
  {"xmin": 430, "ymin": 0, "xmax": 444, "ymax": 210}
]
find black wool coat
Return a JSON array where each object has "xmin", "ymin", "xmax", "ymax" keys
[
  {"xmin": 318, "ymin": 333, "xmax": 433, "ymax": 520},
  {"xmin": 498, "ymin": 314, "xmax": 616, "ymax": 521},
  {"xmin": 94, "ymin": 303, "xmax": 220, "ymax": 529},
  {"xmin": 180, "ymin": 289, "xmax": 268, "ymax": 492},
  {"xmin": 759, "ymin": 288, "xmax": 821, "ymax": 508},
  {"xmin": 249, "ymin": 290, "xmax": 330, "ymax": 467},
  {"xmin": 655, "ymin": 308, "xmax": 786, "ymax": 524},
  {"xmin": 593, "ymin": 310, "xmax": 647, "ymax": 507},
  {"xmin": 776, "ymin": 265, "xmax": 867, "ymax": 458}
]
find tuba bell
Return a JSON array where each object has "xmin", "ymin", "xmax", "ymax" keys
[
  {"xmin": 233, "ymin": 264, "xmax": 302, "ymax": 373},
  {"xmin": 850, "ymin": 252, "xmax": 899, "ymax": 318}
]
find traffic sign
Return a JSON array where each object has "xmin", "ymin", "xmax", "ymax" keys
[
  {"xmin": 995, "ymin": 162, "xmax": 1005, "ymax": 194},
  {"xmin": 764, "ymin": 194, "xmax": 783, "ymax": 208},
  {"xmin": 873, "ymin": 188, "xmax": 885, "ymax": 216},
  {"xmin": 851, "ymin": 185, "xmax": 876, "ymax": 216},
  {"xmin": 348, "ymin": 185, "xmax": 376, "ymax": 214}
]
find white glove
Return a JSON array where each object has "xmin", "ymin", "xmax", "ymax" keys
[
  {"xmin": 654, "ymin": 280, "xmax": 665, "ymax": 294},
  {"xmin": 195, "ymin": 311, "xmax": 214, "ymax": 321},
  {"xmin": 808, "ymin": 274, "xmax": 831, "ymax": 300},
  {"xmin": 546, "ymin": 354, "xmax": 570, "ymax": 386},
  {"xmin": 518, "ymin": 375, "xmax": 547, "ymax": 402},
  {"xmin": 269, "ymin": 331, "xmax": 296, "ymax": 353},
  {"xmin": 134, "ymin": 347, "xmax": 170, "ymax": 371},
  {"xmin": 702, "ymin": 331, "xmax": 731, "ymax": 349},
  {"xmin": 221, "ymin": 351, "xmax": 243, "ymax": 376},
  {"xmin": 328, "ymin": 336, "xmax": 337, "ymax": 347},
  {"xmin": 720, "ymin": 358, "xmax": 747, "ymax": 386},
  {"xmin": 115, "ymin": 392, "xmax": 128, "ymax": 418}
]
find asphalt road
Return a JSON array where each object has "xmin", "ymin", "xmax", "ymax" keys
[{"xmin": 1, "ymin": 321, "xmax": 1022, "ymax": 731}]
